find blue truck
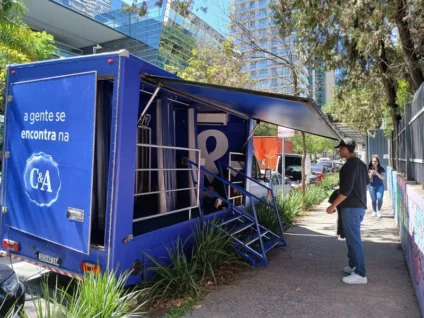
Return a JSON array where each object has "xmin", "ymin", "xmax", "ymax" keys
[{"xmin": 0, "ymin": 51, "xmax": 339, "ymax": 285}]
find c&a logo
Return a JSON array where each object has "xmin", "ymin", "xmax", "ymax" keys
[{"xmin": 23, "ymin": 153, "xmax": 61, "ymax": 207}]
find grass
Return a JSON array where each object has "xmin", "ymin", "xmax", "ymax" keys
[
  {"xmin": 192, "ymin": 220, "xmax": 241, "ymax": 283},
  {"xmin": 142, "ymin": 238, "xmax": 203, "ymax": 301},
  {"xmin": 25, "ymin": 270, "xmax": 145, "ymax": 318},
  {"xmin": 65, "ymin": 270, "xmax": 145, "ymax": 317},
  {"xmin": 142, "ymin": 219, "xmax": 242, "ymax": 303},
  {"xmin": 252, "ymin": 190, "xmax": 303, "ymax": 233},
  {"xmin": 253, "ymin": 174, "xmax": 339, "ymax": 233},
  {"xmin": 163, "ymin": 297, "xmax": 201, "ymax": 318},
  {"xmin": 320, "ymin": 173, "xmax": 339, "ymax": 191}
]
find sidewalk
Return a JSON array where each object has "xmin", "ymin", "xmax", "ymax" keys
[{"xmin": 185, "ymin": 194, "xmax": 421, "ymax": 318}]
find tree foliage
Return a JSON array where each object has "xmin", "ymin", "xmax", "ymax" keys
[
  {"xmin": 168, "ymin": 40, "xmax": 254, "ymax": 88},
  {"xmin": 122, "ymin": 0, "xmax": 207, "ymax": 17},
  {"xmin": 271, "ymin": 0, "xmax": 424, "ymax": 133},
  {"xmin": 0, "ymin": 0, "xmax": 56, "ymax": 105},
  {"xmin": 290, "ymin": 132, "xmax": 336, "ymax": 155}
]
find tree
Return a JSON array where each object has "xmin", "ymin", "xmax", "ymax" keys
[
  {"xmin": 291, "ymin": 132, "xmax": 336, "ymax": 156},
  {"xmin": 121, "ymin": 0, "xmax": 207, "ymax": 17},
  {"xmin": 254, "ymin": 123, "xmax": 277, "ymax": 136},
  {"xmin": 322, "ymin": 77, "xmax": 387, "ymax": 134},
  {"xmin": 228, "ymin": 5, "xmax": 317, "ymax": 203},
  {"xmin": 168, "ymin": 40, "xmax": 254, "ymax": 88},
  {"xmin": 271, "ymin": 0, "xmax": 424, "ymax": 132},
  {"xmin": 0, "ymin": 0, "xmax": 56, "ymax": 105}
]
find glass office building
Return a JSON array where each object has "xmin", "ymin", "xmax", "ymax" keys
[{"xmin": 52, "ymin": 0, "xmax": 225, "ymax": 70}]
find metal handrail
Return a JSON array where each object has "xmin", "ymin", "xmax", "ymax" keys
[
  {"xmin": 134, "ymin": 144, "xmax": 201, "ymax": 221},
  {"xmin": 136, "ymin": 143, "xmax": 200, "ymax": 152},
  {"xmin": 190, "ymin": 161, "xmax": 275, "ymax": 210},
  {"xmin": 134, "ymin": 187, "xmax": 197, "ymax": 197},
  {"xmin": 225, "ymin": 163, "xmax": 273, "ymax": 191},
  {"xmin": 133, "ymin": 205, "xmax": 199, "ymax": 222},
  {"xmin": 227, "ymin": 152, "xmax": 246, "ymax": 203},
  {"xmin": 136, "ymin": 168, "xmax": 199, "ymax": 171},
  {"xmin": 220, "ymin": 161, "xmax": 284, "ymax": 237}
]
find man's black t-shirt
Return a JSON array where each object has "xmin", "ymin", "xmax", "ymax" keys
[{"xmin": 339, "ymin": 157, "xmax": 369, "ymax": 209}]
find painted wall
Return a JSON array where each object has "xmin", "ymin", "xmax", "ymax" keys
[{"xmin": 388, "ymin": 167, "xmax": 424, "ymax": 315}]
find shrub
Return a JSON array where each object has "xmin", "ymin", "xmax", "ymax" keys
[
  {"xmin": 253, "ymin": 191, "xmax": 303, "ymax": 233},
  {"xmin": 141, "ymin": 220, "xmax": 243, "ymax": 303},
  {"xmin": 304, "ymin": 186, "xmax": 327, "ymax": 209},
  {"xmin": 192, "ymin": 219, "xmax": 240, "ymax": 283},
  {"xmin": 65, "ymin": 270, "xmax": 145, "ymax": 317},
  {"xmin": 29, "ymin": 270, "xmax": 145, "ymax": 318},
  {"xmin": 142, "ymin": 238, "xmax": 202, "ymax": 301},
  {"xmin": 320, "ymin": 173, "xmax": 339, "ymax": 191}
]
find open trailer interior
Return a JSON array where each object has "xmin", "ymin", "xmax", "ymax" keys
[{"xmin": 0, "ymin": 50, "xmax": 339, "ymax": 285}]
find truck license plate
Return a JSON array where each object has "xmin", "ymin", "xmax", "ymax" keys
[{"xmin": 37, "ymin": 253, "xmax": 61, "ymax": 266}]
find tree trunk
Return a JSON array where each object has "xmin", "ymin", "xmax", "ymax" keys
[
  {"xmin": 301, "ymin": 132, "xmax": 306, "ymax": 208},
  {"xmin": 394, "ymin": 0, "xmax": 424, "ymax": 91},
  {"xmin": 378, "ymin": 39, "xmax": 401, "ymax": 167},
  {"xmin": 378, "ymin": 40, "xmax": 400, "ymax": 119}
]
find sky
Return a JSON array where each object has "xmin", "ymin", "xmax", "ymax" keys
[{"xmin": 196, "ymin": 0, "xmax": 230, "ymax": 36}]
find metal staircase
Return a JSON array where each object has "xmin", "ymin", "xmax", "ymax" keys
[{"xmin": 189, "ymin": 161, "xmax": 287, "ymax": 267}]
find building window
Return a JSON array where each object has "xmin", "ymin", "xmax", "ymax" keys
[
  {"xmin": 250, "ymin": 1, "xmax": 255, "ymax": 9},
  {"xmin": 260, "ymin": 69, "xmax": 268, "ymax": 77}
]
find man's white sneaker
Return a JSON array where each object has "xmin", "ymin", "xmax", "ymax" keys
[
  {"xmin": 343, "ymin": 266, "xmax": 356, "ymax": 274},
  {"xmin": 372, "ymin": 212, "xmax": 377, "ymax": 217},
  {"xmin": 377, "ymin": 211, "xmax": 382, "ymax": 218},
  {"xmin": 342, "ymin": 273, "xmax": 367, "ymax": 284}
]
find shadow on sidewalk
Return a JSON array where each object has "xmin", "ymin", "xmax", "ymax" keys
[{"xmin": 185, "ymin": 204, "xmax": 421, "ymax": 318}]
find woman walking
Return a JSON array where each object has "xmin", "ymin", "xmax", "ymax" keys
[{"xmin": 368, "ymin": 156, "xmax": 385, "ymax": 218}]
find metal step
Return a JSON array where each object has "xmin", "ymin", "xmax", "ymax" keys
[
  {"xmin": 255, "ymin": 238, "xmax": 281, "ymax": 255},
  {"xmin": 225, "ymin": 221, "xmax": 255, "ymax": 236},
  {"xmin": 189, "ymin": 161, "xmax": 287, "ymax": 267},
  {"xmin": 221, "ymin": 214, "xmax": 244, "ymax": 225},
  {"xmin": 244, "ymin": 230, "xmax": 269, "ymax": 246}
]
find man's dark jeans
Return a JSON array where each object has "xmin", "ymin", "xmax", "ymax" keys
[{"xmin": 341, "ymin": 207, "xmax": 366, "ymax": 277}]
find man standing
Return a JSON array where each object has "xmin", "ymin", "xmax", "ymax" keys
[{"xmin": 327, "ymin": 138, "xmax": 369, "ymax": 284}]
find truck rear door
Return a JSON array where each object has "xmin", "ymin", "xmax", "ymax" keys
[{"xmin": 2, "ymin": 72, "xmax": 97, "ymax": 254}]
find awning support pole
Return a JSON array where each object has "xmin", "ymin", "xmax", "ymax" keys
[
  {"xmin": 138, "ymin": 85, "xmax": 161, "ymax": 125},
  {"xmin": 242, "ymin": 121, "xmax": 260, "ymax": 150}
]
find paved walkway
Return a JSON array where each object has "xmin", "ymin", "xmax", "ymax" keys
[{"xmin": 186, "ymin": 194, "xmax": 421, "ymax": 318}]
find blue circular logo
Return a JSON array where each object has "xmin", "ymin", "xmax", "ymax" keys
[{"xmin": 23, "ymin": 153, "xmax": 61, "ymax": 207}]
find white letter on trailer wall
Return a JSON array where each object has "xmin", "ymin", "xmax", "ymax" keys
[
  {"xmin": 30, "ymin": 168, "xmax": 39, "ymax": 189},
  {"xmin": 197, "ymin": 130, "xmax": 228, "ymax": 183}
]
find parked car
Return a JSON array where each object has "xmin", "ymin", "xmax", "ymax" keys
[
  {"xmin": 334, "ymin": 160, "xmax": 344, "ymax": 172},
  {"xmin": 0, "ymin": 264, "xmax": 25, "ymax": 316},
  {"xmin": 311, "ymin": 165, "xmax": 326, "ymax": 183},
  {"xmin": 269, "ymin": 171, "xmax": 293, "ymax": 194},
  {"xmin": 317, "ymin": 160, "xmax": 335, "ymax": 173},
  {"xmin": 276, "ymin": 154, "xmax": 314, "ymax": 181}
]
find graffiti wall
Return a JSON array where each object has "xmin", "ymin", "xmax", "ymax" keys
[{"xmin": 388, "ymin": 167, "xmax": 424, "ymax": 314}]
